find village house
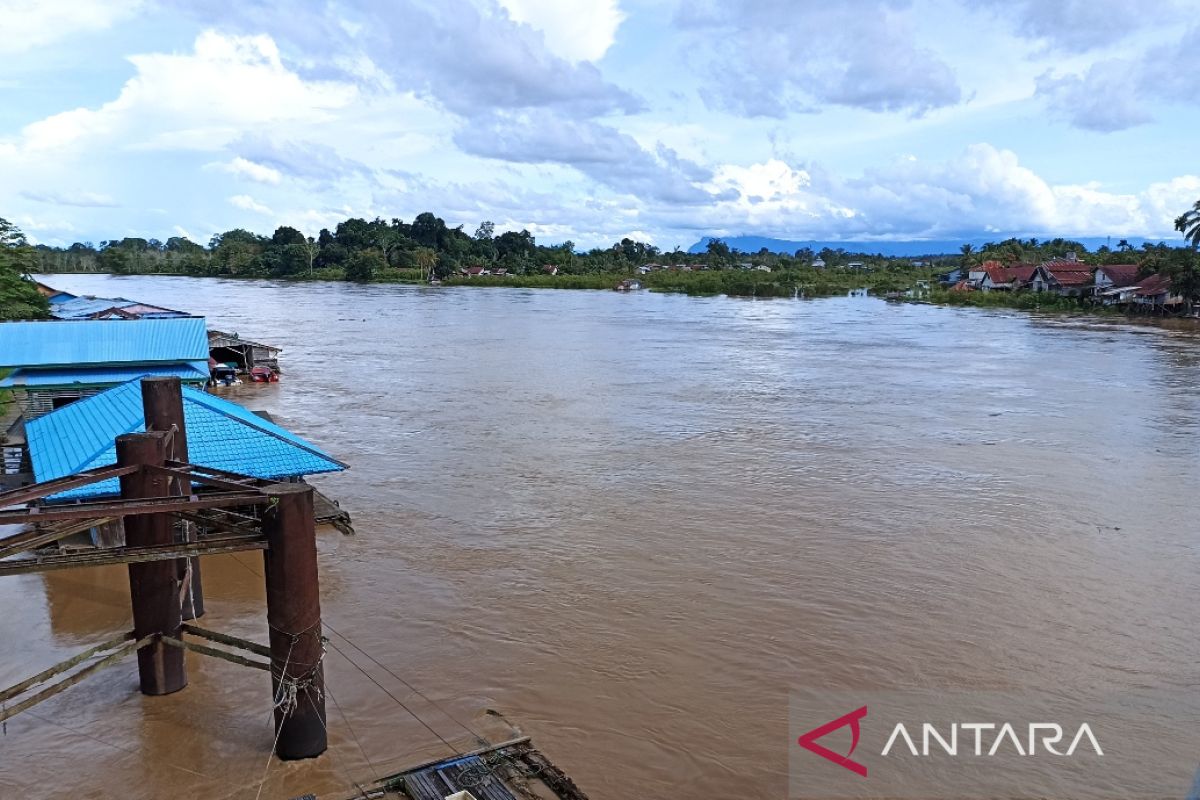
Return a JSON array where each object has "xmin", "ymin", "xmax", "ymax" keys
[
  {"xmin": 979, "ymin": 263, "xmax": 1037, "ymax": 291},
  {"xmin": 811, "ymin": 257, "xmax": 826, "ymax": 269},
  {"xmin": 542, "ymin": 265, "xmax": 559, "ymax": 275},
  {"xmin": 1092, "ymin": 264, "xmax": 1141, "ymax": 292},
  {"xmin": 846, "ymin": 261, "xmax": 867, "ymax": 270},
  {"xmin": 1029, "ymin": 256, "xmax": 1095, "ymax": 296},
  {"xmin": 0, "ymin": 317, "xmax": 211, "ymax": 420},
  {"xmin": 754, "ymin": 264, "xmax": 772, "ymax": 272},
  {"xmin": 1131, "ymin": 273, "xmax": 1181, "ymax": 310}
]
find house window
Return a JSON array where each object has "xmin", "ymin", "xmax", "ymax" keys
[{"xmin": 51, "ymin": 395, "xmax": 81, "ymax": 410}]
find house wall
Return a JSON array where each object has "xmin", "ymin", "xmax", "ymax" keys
[{"xmin": 20, "ymin": 388, "xmax": 105, "ymax": 420}]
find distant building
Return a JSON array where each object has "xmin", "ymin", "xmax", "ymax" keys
[
  {"xmin": 1029, "ymin": 259, "xmax": 1095, "ymax": 296},
  {"xmin": 542, "ymin": 265, "xmax": 559, "ymax": 276},
  {"xmin": 208, "ymin": 329, "xmax": 282, "ymax": 373},
  {"xmin": 0, "ymin": 318, "xmax": 210, "ymax": 419},
  {"xmin": 811, "ymin": 257, "xmax": 826, "ymax": 269},
  {"xmin": 846, "ymin": 261, "xmax": 866, "ymax": 270},
  {"xmin": 754, "ymin": 264, "xmax": 772, "ymax": 272},
  {"xmin": 979, "ymin": 263, "xmax": 1037, "ymax": 291},
  {"xmin": 1093, "ymin": 264, "xmax": 1140, "ymax": 292},
  {"xmin": 1131, "ymin": 273, "xmax": 1181, "ymax": 310}
]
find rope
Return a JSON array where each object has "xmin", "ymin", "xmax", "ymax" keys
[
  {"xmin": 325, "ymin": 638, "xmax": 462, "ymax": 756},
  {"xmin": 323, "ymin": 623, "xmax": 488, "ymax": 746},
  {"xmin": 328, "ymin": 682, "xmax": 379, "ymax": 781}
]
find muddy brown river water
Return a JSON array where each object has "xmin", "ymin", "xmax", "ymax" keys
[{"xmin": 2, "ymin": 275, "xmax": 1199, "ymax": 799}]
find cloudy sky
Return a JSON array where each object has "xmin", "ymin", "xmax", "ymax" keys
[{"xmin": 2, "ymin": 0, "xmax": 1197, "ymax": 250}]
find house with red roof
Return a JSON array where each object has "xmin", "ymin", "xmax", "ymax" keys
[
  {"xmin": 1029, "ymin": 257, "xmax": 1096, "ymax": 296},
  {"xmin": 979, "ymin": 262, "xmax": 1037, "ymax": 291},
  {"xmin": 1094, "ymin": 264, "xmax": 1141, "ymax": 291},
  {"xmin": 1131, "ymin": 273, "xmax": 1181, "ymax": 310}
]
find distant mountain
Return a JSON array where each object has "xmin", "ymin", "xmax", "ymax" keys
[{"xmin": 686, "ymin": 236, "xmax": 1163, "ymax": 258}]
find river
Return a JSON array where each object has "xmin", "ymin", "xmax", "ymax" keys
[{"xmin": 3, "ymin": 274, "xmax": 1199, "ymax": 799}]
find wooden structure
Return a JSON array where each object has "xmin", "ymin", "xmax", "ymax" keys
[
  {"xmin": 339, "ymin": 738, "xmax": 589, "ymax": 800},
  {"xmin": 208, "ymin": 329, "xmax": 282, "ymax": 373},
  {"xmin": 0, "ymin": 387, "xmax": 328, "ymax": 759}
]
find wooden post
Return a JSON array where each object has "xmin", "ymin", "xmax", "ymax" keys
[
  {"xmin": 140, "ymin": 376, "xmax": 204, "ymax": 620},
  {"xmin": 116, "ymin": 431, "xmax": 187, "ymax": 696},
  {"xmin": 262, "ymin": 483, "xmax": 327, "ymax": 759}
]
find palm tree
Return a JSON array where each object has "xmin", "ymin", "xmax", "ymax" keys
[
  {"xmin": 959, "ymin": 243, "xmax": 975, "ymax": 267},
  {"xmin": 1175, "ymin": 200, "xmax": 1200, "ymax": 248}
]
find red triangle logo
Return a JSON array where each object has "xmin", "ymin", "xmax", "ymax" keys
[{"xmin": 797, "ymin": 706, "xmax": 868, "ymax": 777}]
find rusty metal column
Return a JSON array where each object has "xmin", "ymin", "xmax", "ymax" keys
[
  {"xmin": 116, "ymin": 431, "xmax": 187, "ymax": 695},
  {"xmin": 141, "ymin": 376, "xmax": 204, "ymax": 620},
  {"xmin": 262, "ymin": 482, "xmax": 327, "ymax": 759}
]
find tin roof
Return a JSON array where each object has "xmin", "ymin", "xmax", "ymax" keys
[
  {"xmin": 0, "ymin": 361, "xmax": 210, "ymax": 389},
  {"xmin": 1096, "ymin": 264, "xmax": 1140, "ymax": 287},
  {"xmin": 50, "ymin": 294, "xmax": 189, "ymax": 321},
  {"xmin": 26, "ymin": 379, "xmax": 346, "ymax": 500},
  {"xmin": 0, "ymin": 318, "xmax": 209, "ymax": 369}
]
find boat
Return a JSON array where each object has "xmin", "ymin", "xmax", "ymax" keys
[{"xmin": 249, "ymin": 365, "xmax": 279, "ymax": 383}]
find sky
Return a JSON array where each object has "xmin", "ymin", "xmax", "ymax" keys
[{"xmin": 1, "ymin": 0, "xmax": 1198, "ymax": 251}]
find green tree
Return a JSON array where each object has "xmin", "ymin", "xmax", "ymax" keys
[
  {"xmin": 0, "ymin": 217, "xmax": 49, "ymax": 320},
  {"xmin": 343, "ymin": 249, "xmax": 383, "ymax": 282}
]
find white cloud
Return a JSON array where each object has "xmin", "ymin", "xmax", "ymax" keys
[
  {"xmin": 0, "ymin": 0, "xmax": 142, "ymax": 55},
  {"xmin": 1036, "ymin": 26, "xmax": 1200, "ymax": 132},
  {"xmin": 454, "ymin": 110, "xmax": 722, "ymax": 203},
  {"xmin": 229, "ymin": 194, "xmax": 273, "ymax": 215},
  {"xmin": 19, "ymin": 189, "xmax": 119, "ymax": 208},
  {"xmin": 14, "ymin": 30, "xmax": 357, "ymax": 155},
  {"xmin": 686, "ymin": 145, "xmax": 1197, "ymax": 241},
  {"xmin": 218, "ymin": 156, "xmax": 284, "ymax": 184},
  {"xmin": 496, "ymin": 0, "xmax": 625, "ymax": 62}
]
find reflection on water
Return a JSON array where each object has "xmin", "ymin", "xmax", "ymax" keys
[{"xmin": 2, "ymin": 274, "xmax": 1198, "ymax": 799}]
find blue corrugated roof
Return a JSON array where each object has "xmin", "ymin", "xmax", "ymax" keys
[
  {"xmin": 0, "ymin": 318, "xmax": 208, "ymax": 369},
  {"xmin": 26, "ymin": 379, "xmax": 347, "ymax": 500},
  {"xmin": 50, "ymin": 296, "xmax": 138, "ymax": 320},
  {"xmin": 0, "ymin": 362, "xmax": 210, "ymax": 389}
]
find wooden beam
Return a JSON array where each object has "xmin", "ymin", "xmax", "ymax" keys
[
  {"xmin": 0, "ymin": 631, "xmax": 134, "ymax": 704},
  {"xmin": 146, "ymin": 465, "xmax": 262, "ymax": 494},
  {"xmin": 0, "ymin": 491, "xmax": 269, "ymax": 524},
  {"xmin": 0, "ymin": 534, "xmax": 268, "ymax": 576},
  {"xmin": 0, "ymin": 465, "xmax": 137, "ymax": 509},
  {"xmin": 0, "ymin": 636, "xmax": 154, "ymax": 724},
  {"xmin": 160, "ymin": 636, "xmax": 270, "ymax": 672},
  {"xmin": 0, "ymin": 516, "xmax": 115, "ymax": 560},
  {"xmin": 180, "ymin": 623, "xmax": 271, "ymax": 659}
]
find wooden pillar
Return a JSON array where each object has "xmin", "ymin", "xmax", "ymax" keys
[
  {"xmin": 262, "ymin": 483, "xmax": 327, "ymax": 759},
  {"xmin": 116, "ymin": 431, "xmax": 187, "ymax": 696},
  {"xmin": 140, "ymin": 376, "xmax": 204, "ymax": 620}
]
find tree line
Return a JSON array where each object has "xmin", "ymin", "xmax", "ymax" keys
[{"xmin": 5, "ymin": 200, "xmax": 1200, "ymax": 308}]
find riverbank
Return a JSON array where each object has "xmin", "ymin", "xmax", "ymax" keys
[{"xmin": 40, "ymin": 265, "xmax": 937, "ymax": 298}]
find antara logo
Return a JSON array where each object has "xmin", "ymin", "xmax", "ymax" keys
[
  {"xmin": 797, "ymin": 706, "xmax": 869, "ymax": 777},
  {"xmin": 797, "ymin": 707, "xmax": 1104, "ymax": 777}
]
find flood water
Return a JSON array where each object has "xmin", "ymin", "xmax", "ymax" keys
[{"xmin": 3, "ymin": 274, "xmax": 1199, "ymax": 799}]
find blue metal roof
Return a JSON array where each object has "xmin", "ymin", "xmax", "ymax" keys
[
  {"xmin": 0, "ymin": 318, "xmax": 209, "ymax": 369},
  {"xmin": 50, "ymin": 296, "xmax": 138, "ymax": 320},
  {"xmin": 26, "ymin": 379, "xmax": 347, "ymax": 500},
  {"xmin": 0, "ymin": 362, "xmax": 210, "ymax": 389}
]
